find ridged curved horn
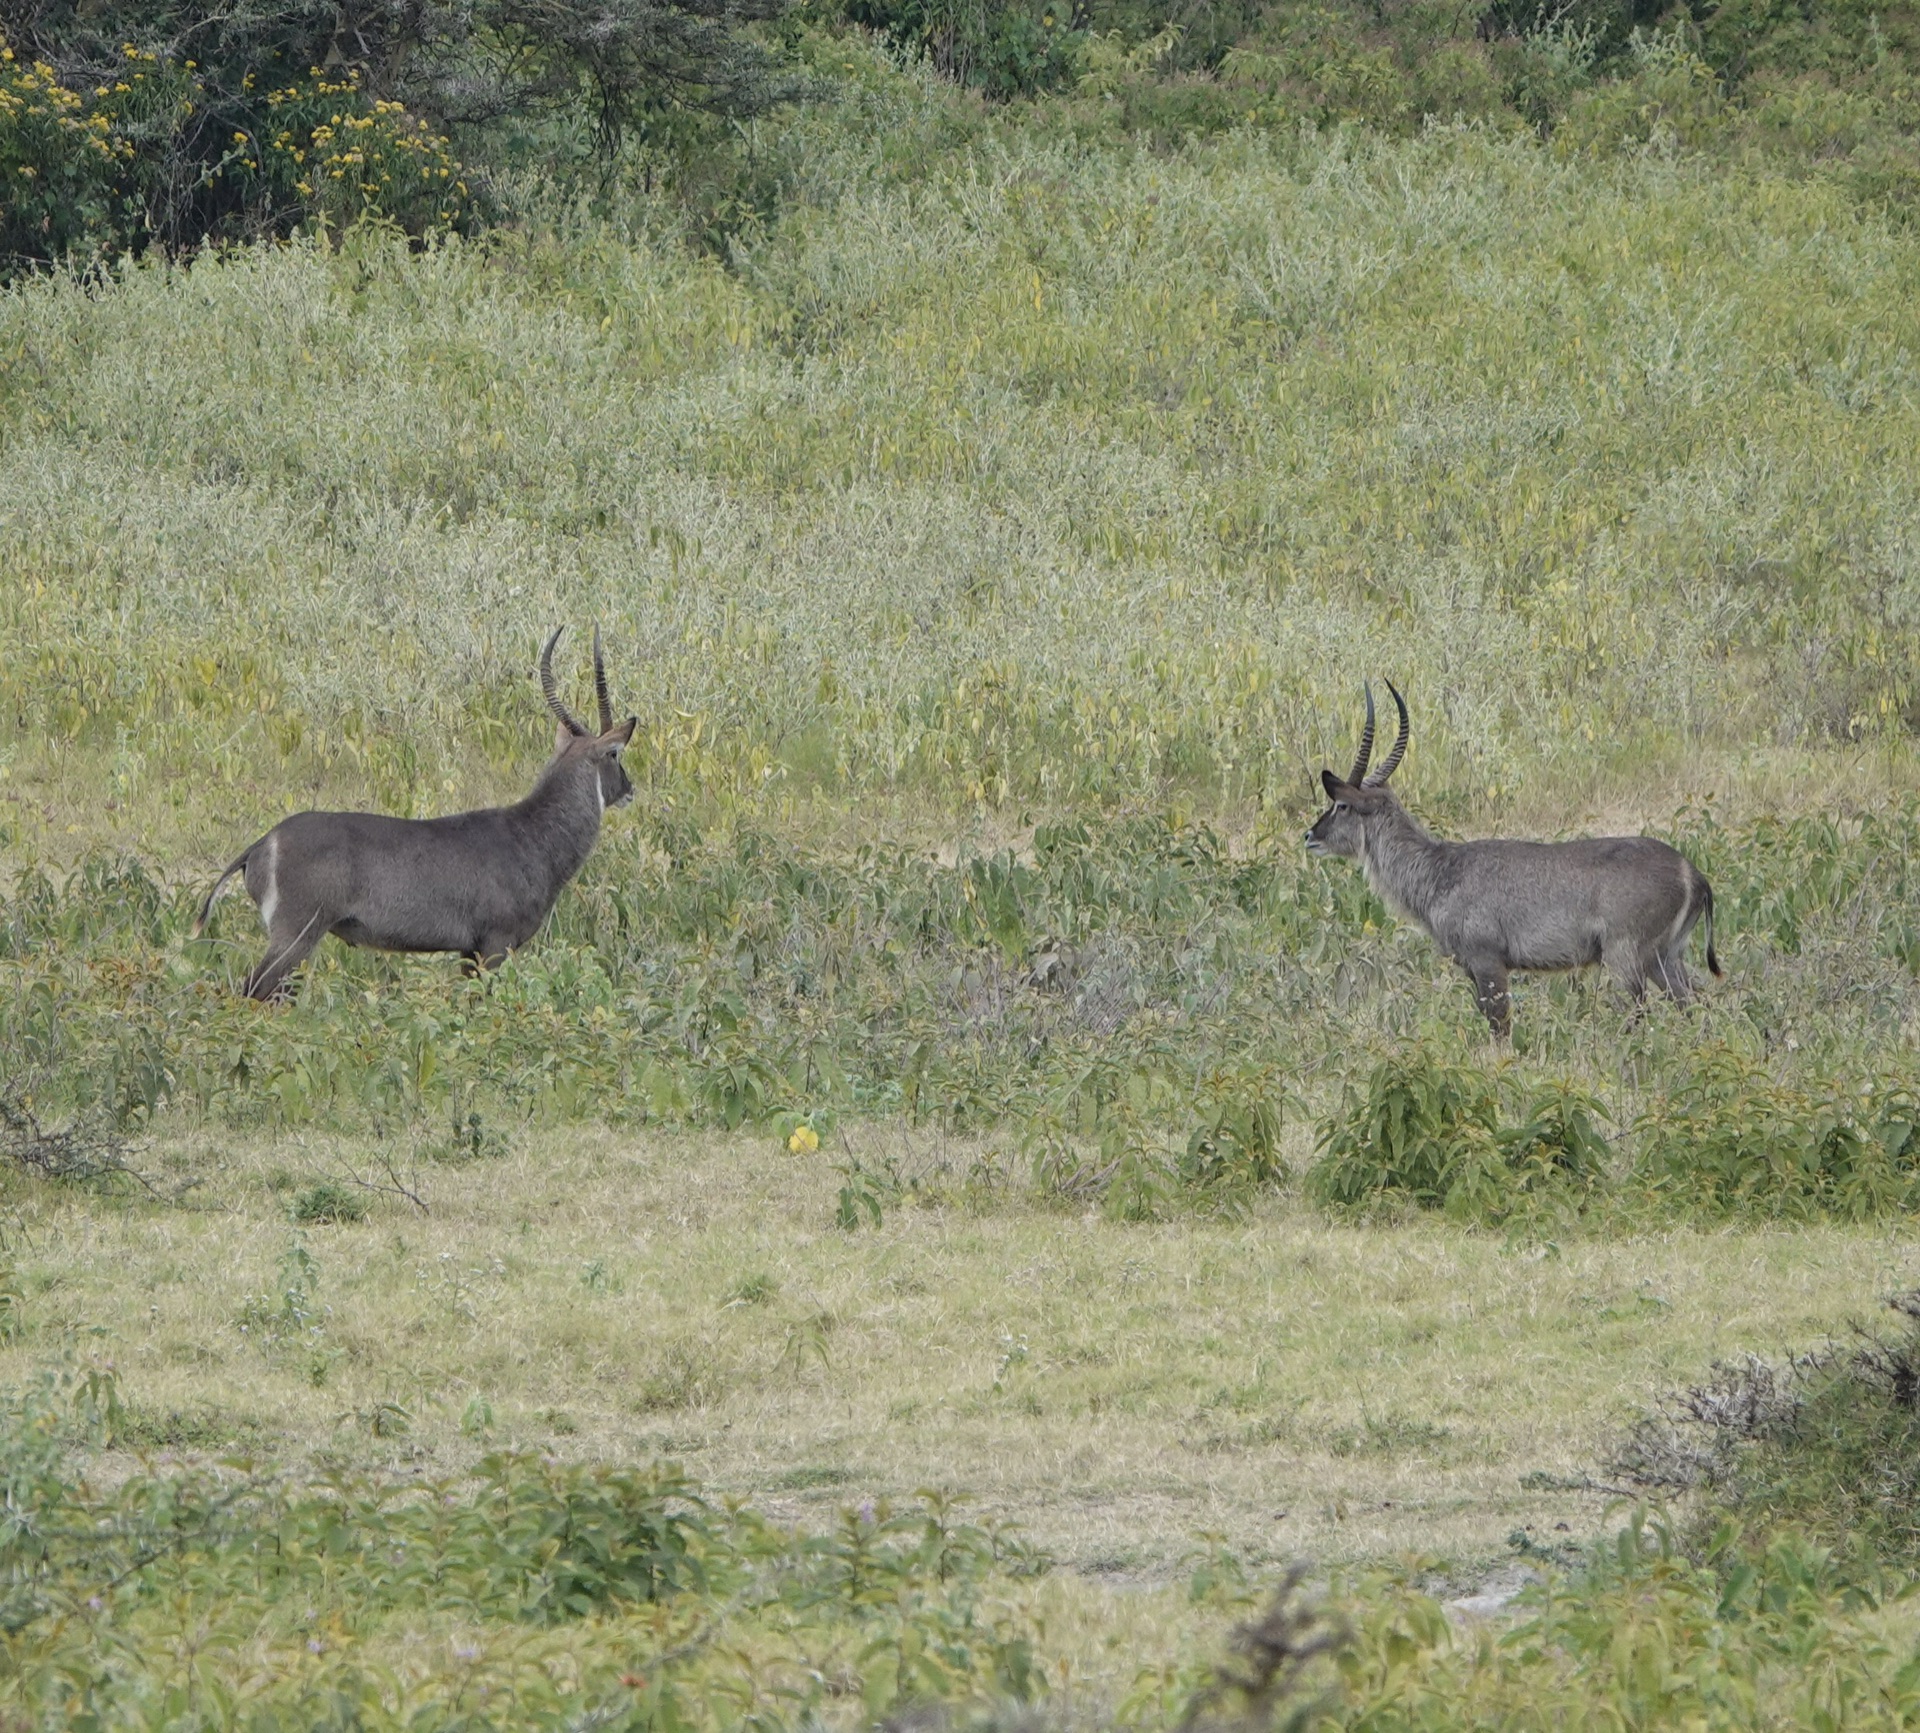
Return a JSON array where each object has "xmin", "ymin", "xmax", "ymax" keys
[
  {"xmin": 539, "ymin": 626, "xmax": 585, "ymax": 736},
  {"xmin": 592, "ymin": 624, "xmax": 614, "ymax": 736},
  {"xmin": 1364, "ymin": 680, "xmax": 1410, "ymax": 786},
  {"xmin": 1346, "ymin": 682, "xmax": 1376, "ymax": 786}
]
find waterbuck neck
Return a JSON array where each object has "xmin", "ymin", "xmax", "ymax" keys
[
  {"xmin": 512, "ymin": 754, "xmax": 607, "ymax": 890},
  {"xmin": 1357, "ymin": 801, "xmax": 1453, "ymax": 928}
]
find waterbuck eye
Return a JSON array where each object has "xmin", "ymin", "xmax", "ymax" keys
[{"xmin": 1334, "ymin": 801, "xmax": 1349, "ymax": 813}]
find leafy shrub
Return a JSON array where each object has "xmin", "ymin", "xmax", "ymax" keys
[
  {"xmin": 1307, "ymin": 1048, "xmax": 1501, "ymax": 1213},
  {"xmin": 1218, "ymin": 14, "xmax": 1412, "ymax": 130},
  {"xmin": 0, "ymin": 35, "xmax": 474, "ymax": 273},
  {"xmin": 0, "ymin": 42, "xmax": 128, "ymax": 269},
  {"xmin": 287, "ymin": 1179, "xmax": 369, "ymax": 1224},
  {"xmin": 1630, "ymin": 1048, "xmax": 1920, "ymax": 1222},
  {"xmin": 1179, "ymin": 1065, "xmax": 1286, "ymax": 1193},
  {"xmin": 1553, "ymin": 29, "xmax": 1729, "ymax": 155},
  {"xmin": 1487, "ymin": 21, "xmax": 1602, "ymax": 128},
  {"xmin": 845, "ymin": 0, "xmax": 1088, "ymax": 97},
  {"xmin": 1480, "ymin": 0, "xmax": 1668, "ymax": 64},
  {"xmin": 834, "ymin": 1154, "xmax": 911, "ymax": 1227},
  {"xmin": 431, "ymin": 1107, "xmax": 516, "ymax": 1164},
  {"xmin": 1407, "ymin": 41, "xmax": 1511, "ymax": 124},
  {"xmin": 230, "ymin": 70, "xmax": 475, "ymax": 233},
  {"xmin": 1327, "ymin": 1509, "xmax": 1920, "ymax": 1727},
  {"xmin": 1310, "ymin": 1055, "xmax": 1611, "ymax": 1223},
  {"xmin": 1498, "ymin": 1080, "xmax": 1612, "ymax": 1185},
  {"xmin": 3, "ymin": 0, "xmax": 796, "ymax": 273}
]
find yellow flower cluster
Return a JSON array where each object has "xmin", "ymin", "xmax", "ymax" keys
[
  {"xmin": 2, "ymin": 35, "xmax": 467, "ymax": 233},
  {"xmin": 256, "ymin": 69, "xmax": 469, "ymax": 223},
  {"xmin": 0, "ymin": 41, "xmax": 128, "ymax": 163}
]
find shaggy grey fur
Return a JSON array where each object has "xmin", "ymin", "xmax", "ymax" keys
[
  {"xmin": 194, "ymin": 627, "xmax": 636, "ymax": 1001},
  {"xmin": 1306, "ymin": 683, "xmax": 1721, "ymax": 1038}
]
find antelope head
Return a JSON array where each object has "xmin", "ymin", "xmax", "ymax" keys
[
  {"xmin": 539, "ymin": 624, "xmax": 637, "ymax": 811},
  {"xmin": 1305, "ymin": 679, "xmax": 1409, "ymax": 860}
]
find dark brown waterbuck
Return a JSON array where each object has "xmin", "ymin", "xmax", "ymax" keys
[
  {"xmin": 194, "ymin": 627, "xmax": 637, "ymax": 1001},
  {"xmin": 1305, "ymin": 683, "xmax": 1721, "ymax": 1038}
]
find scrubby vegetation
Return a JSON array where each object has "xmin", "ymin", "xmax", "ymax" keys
[
  {"xmin": 7, "ymin": 0, "xmax": 1920, "ymax": 266},
  {"xmin": 9, "ymin": 0, "xmax": 1920, "ymax": 1721},
  {"xmin": 14, "ymin": 1338, "xmax": 1920, "ymax": 1728}
]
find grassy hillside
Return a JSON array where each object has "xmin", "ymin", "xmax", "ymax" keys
[
  {"xmin": 7, "ymin": 43, "xmax": 1920, "ymax": 1730},
  {"xmin": 8, "ymin": 98, "xmax": 1920, "ymax": 846}
]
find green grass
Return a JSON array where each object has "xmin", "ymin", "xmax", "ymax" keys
[
  {"xmin": 4, "ymin": 1133, "xmax": 1920, "ymax": 1725},
  {"xmin": 11, "ymin": 1125, "xmax": 1911, "ymax": 1572},
  {"xmin": 9, "ymin": 46, "xmax": 1920, "ymax": 1728}
]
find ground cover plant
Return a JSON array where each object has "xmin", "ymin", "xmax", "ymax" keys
[
  {"xmin": 9, "ymin": 24, "xmax": 1920, "ymax": 1726},
  {"xmin": 3, "ymin": 1132, "xmax": 1919, "ymax": 1728}
]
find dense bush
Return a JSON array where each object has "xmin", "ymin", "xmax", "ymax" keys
[
  {"xmin": 1307, "ymin": 1049, "xmax": 1609, "ymax": 1223},
  {"xmin": 1615, "ymin": 1294, "xmax": 1920, "ymax": 1576},
  {"xmin": 0, "ymin": 42, "xmax": 129, "ymax": 268},
  {"xmin": 1306, "ymin": 1039, "xmax": 1920, "ymax": 1228},
  {"xmin": 843, "ymin": 0, "xmax": 1088, "ymax": 96},
  {"xmin": 1307, "ymin": 1049, "xmax": 1502, "ymax": 1215},
  {"xmin": 0, "ymin": 31, "xmax": 478, "ymax": 270},
  {"xmin": 1630, "ymin": 1047, "xmax": 1920, "ymax": 1221},
  {"xmin": 11, "ymin": 0, "xmax": 1920, "ymax": 275},
  {"xmin": 1, "ymin": 0, "xmax": 794, "ymax": 272}
]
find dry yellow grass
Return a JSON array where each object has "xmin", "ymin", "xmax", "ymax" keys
[{"xmin": 5, "ymin": 1125, "xmax": 1904, "ymax": 1580}]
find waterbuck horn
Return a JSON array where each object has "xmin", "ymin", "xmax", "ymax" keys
[
  {"xmin": 1364, "ymin": 680, "xmax": 1410, "ymax": 786},
  {"xmin": 1347, "ymin": 682, "xmax": 1376, "ymax": 785},
  {"xmin": 539, "ymin": 626, "xmax": 586, "ymax": 737},
  {"xmin": 592, "ymin": 624, "xmax": 614, "ymax": 735}
]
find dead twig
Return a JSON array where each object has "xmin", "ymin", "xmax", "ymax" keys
[
  {"xmin": 341, "ymin": 1152, "xmax": 430, "ymax": 1215},
  {"xmin": 0, "ymin": 1084, "xmax": 159, "ymax": 1196},
  {"xmin": 1178, "ymin": 1563, "xmax": 1348, "ymax": 1733}
]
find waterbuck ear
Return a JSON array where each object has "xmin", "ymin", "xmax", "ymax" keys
[
  {"xmin": 1321, "ymin": 769, "xmax": 1349, "ymax": 801},
  {"xmin": 555, "ymin": 719, "xmax": 576, "ymax": 754},
  {"xmin": 600, "ymin": 716, "xmax": 637, "ymax": 749}
]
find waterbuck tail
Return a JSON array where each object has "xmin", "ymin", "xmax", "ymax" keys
[
  {"xmin": 192, "ymin": 849, "xmax": 253, "ymax": 938},
  {"xmin": 1700, "ymin": 879, "xmax": 1723, "ymax": 979}
]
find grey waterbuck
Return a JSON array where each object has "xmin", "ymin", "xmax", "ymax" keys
[
  {"xmin": 1305, "ymin": 683, "xmax": 1721, "ymax": 1038},
  {"xmin": 193, "ymin": 627, "xmax": 637, "ymax": 1001}
]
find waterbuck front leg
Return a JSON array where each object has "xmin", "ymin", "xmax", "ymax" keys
[{"xmin": 1459, "ymin": 956, "xmax": 1511, "ymax": 1041}]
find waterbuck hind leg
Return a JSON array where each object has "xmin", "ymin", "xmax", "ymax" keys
[
  {"xmin": 1600, "ymin": 938, "xmax": 1650, "ymax": 1003},
  {"xmin": 1461, "ymin": 959, "xmax": 1512, "ymax": 1041},
  {"xmin": 1651, "ymin": 946, "xmax": 1695, "ymax": 1002},
  {"xmin": 242, "ymin": 910, "xmax": 327, "ymax": 1003}
]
